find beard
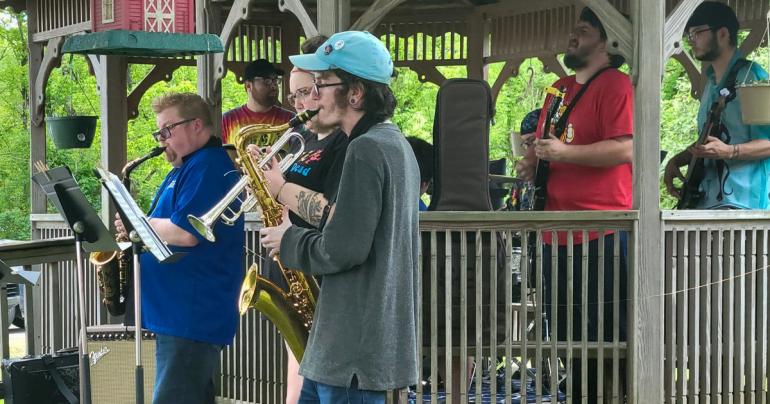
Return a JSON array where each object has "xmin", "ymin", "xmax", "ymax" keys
[
  {"xmin": 693, "ymin": 36, "xmax": 721, "ymax": 62},
  {"xmin": 564, "ymin": 43, "xmax": 591, "ymax": 70}
]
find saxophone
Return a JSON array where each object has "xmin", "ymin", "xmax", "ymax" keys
[
  {"xmin": 89, "ymin": 146, "xmax": 166, "ymax": 316},
  {"xmin": 236, "ymin": 112, "xmax": 320, "ymax": 361}
]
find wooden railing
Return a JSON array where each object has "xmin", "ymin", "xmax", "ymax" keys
[
  {"xmin": 29, "ymin": 210, "xmax": 770, "ymax": 403},
  {"xmin": 32, "ymin": 0, "xmax": 91, "ymax": 43}
]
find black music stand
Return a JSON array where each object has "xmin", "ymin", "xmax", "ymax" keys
[
  {"xmin": 93, "ymin": 167, "xmax": 182, "ymax": 404},
  {"xmin": 32, "ymin": 166, "xmax": 120, "ymax": 404}
]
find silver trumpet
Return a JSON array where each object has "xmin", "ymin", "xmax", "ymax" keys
[{"xmin": 188, "ymin": 128, "xmax": 306, "ymax": 242}]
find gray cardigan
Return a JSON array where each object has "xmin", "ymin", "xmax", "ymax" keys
[{"xmin": 280, "ymin": 122, "xmax": 420, "ymax": 391}]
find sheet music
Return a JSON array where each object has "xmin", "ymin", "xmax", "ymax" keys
[{"xmin": 95, "ymin": 168, "xmax": 179, "ymax": 263}]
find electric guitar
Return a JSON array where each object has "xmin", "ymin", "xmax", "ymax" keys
[
  {"xmin": 676, "ymin": 88, "xmax": 730, "ymax": 210},
  {"xmin": 531, "ymin": 86, "xmax": 566, "ymax": 211}
]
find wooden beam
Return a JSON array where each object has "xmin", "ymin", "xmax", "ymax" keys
[
  {"xmin": 580, "ymin": 0, "xmax": 633, "ymax": 66},
  {"xmin": 351, "ymin": 0, "xmax": 408, "ymax": 33},
  {"xmin": 31, "ymin": 36, "xmax": 64, "ymax": 128},
  {"xmin": 89, "ymin": 55, "xmax": 128, "ymax": 228},
  {"xmin": 317, "ymin": 0, "xmax": 350, "ymax": 36},
  {"xmin": 27, "ymin": 0, "xmax": 47, "ymax": 218},
  {"xmin": 278, "ymin": 0, "xmax": 319, "ymax": 37},
  {"xmin": 630, "ymin": 0, "xmax": 664, "ymax": 402},
  {"xmin": 216, "ymin": 0, "xmax": 254, "ymax": 87},
  {"xmin": 663, "ymin": 0, "xmax": 704, "ymax": 60},
  {"xmin": 739, "ymin": 20, "xmax": 768, "ymax": 57},
  {"xmin": 466, "ymin": 10, "xmax": 488, "ymax": 80},
  {"xmin": 197, "ymin": 0, "xmax": 223, "ymax": 135}
]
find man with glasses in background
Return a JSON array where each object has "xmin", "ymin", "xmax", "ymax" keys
[
  {"xmin": 115, "ymin": 92, "xmax": 244, "ymax": 404},
  {"xmin": 664, "ymin": 1, "xmax": 770, "ymax": 209},
  {"xmin": 222, "ymin": 58, "xmax": 295, "ymax": 143}
]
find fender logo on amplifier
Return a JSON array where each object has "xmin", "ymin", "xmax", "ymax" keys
[{"xmin": 89, "ymin": 346, "xmax": 110, "ymax": 366}]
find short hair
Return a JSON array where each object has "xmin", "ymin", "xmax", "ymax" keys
[
  {"xmin": 333, "ymin": 69, "xmax": 397, "ymax": 122},
  {"xmin": 406, "ymin": 136, "xmax": 433, "ymax": 184},
  {"xmin": 685, "ymin": 1, "xmax": 739, "ymax": 46},
  {"xmin": 301, "ymin": 35, "xmax": 329, "ymax": 54},
  {"xmin": 579, "ymin": 7, "xmax": 627, "ymax": 68},
  {"xmin": 151, "ymin": 93, "xmax": 213, "ymax": 130}
]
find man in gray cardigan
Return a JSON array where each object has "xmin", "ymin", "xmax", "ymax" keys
[{"xmin": 259, "ymin": 31, "xmax": 420, "ymax": 403}]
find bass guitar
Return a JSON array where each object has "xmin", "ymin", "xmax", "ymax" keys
[{"xmin": 676, "ymin": 88, "xmax": 730, "ymax": 209}]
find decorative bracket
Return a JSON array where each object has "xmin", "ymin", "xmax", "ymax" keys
[
  {"xmin": 408, "ymin": 65, "xmax": 446, "ymax": 87},
  {"xmin": 738, "ymin": 21, "xmax": 768, "ymax": 56},
  {"xmin": 671, "ymin": 51, "xmax": 705, "ymax": 99},
  {"xmin": 663, "ymin": 0, "xmax": 704, "ymax": 60},
  {"xmin": 127, "ymin": 63, "xmax": 183, "ymax": 119},
  {"xmin": 580, "ymin": 0, "xmax": 633, "ymax": 66},
  {"xmin": 31, "ymin": 36, "xmax": 64, "ymax": 127},
  {"xmin": 490, "ymin": 59, "xmax": 522, "ymax": 105},
  {"xmin": 214, "ymin": 0, "xmax": 254, "ymax": 84},
  {"xmin": 279, "ymin": 0, "xmax": 319, "ymax": 37},
  {"xmin": 538, "ymin": 54, "xmax": 568, "ymax": 78},
  {"xmin": 351, "ymin": 0, "xmax": 408, "ymax": 32}
]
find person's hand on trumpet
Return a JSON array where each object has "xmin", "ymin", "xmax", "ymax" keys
[{"xmin": 245, "ymin": 144, "xmax": 287, "ymax": 200}]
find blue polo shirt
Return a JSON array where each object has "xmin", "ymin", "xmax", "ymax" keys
[
  {"xmin": 696, "ymin": 51, "xmax": 770, "ymax": 209},
  {"xmin": 140, "ymin": 141, "xmax": 244, "ymax": 345}
]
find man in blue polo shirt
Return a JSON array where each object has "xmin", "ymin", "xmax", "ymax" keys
[
  {"xmin": 115, "ymin": 92, "xmax": 244, "ymax": 404},
  {"xmin": 665, "ymin": 1, "xmax": 770, "ymax": 209}
]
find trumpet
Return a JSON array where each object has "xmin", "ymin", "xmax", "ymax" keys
[{"xmin": 188, "ymin": 113, "xmax": 313, "ymax": 242}]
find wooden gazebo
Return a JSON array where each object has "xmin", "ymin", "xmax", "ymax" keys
[{"xmin": 3, "ymin": 0, "xmax": 769, "ymax": 402}]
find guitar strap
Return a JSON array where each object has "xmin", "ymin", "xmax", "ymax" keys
[
  {"xmin": 551, "ymin": 66, "xmax": 614, "ymax": 138},
  {"xmin": 714, "ymin": 58, "xmax": 749, "ymax": 202}
]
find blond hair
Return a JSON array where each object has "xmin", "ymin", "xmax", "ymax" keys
[{"xmin": 151, "ymin": 92, "xmax": 213, "ymax": 129}]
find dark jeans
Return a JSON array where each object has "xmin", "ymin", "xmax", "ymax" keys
[
  {"xmin": 299, "ymin": 376, "xmax": 386, "ymax": 404},
  {"xmin": 542, "ymin": 232, "xmax": 628, "ymax": 402},
  {"xmin": 153, "ymin": 334, "xmax": 222, "ymax": 404}
]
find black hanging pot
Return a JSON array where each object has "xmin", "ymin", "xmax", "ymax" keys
[{"xmin": 46, "ymin": 115, "xmax": 97, "ymax": 149}]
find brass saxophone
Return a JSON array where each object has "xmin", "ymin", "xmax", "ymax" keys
[
  {"xmin": 188, "ymin": 110, "xmax": 319, "ymax": 360},
  {"xmin": 89, "ymin": 146, "xmax": 165, "ymax": 316}
]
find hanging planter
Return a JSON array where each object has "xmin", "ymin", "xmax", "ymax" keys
[
  {"xmin": 735, "ymin": 11, "xmax": 770, "ymax": 125},
  {"xmin": 46, "ymin": 115, "xmax": 98, "ymax": 149}
]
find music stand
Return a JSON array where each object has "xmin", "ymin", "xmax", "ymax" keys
[
  {"xmin": 93, "ymin": 167, "xmax": 182, "ymax": 404},
  {"xmin": 32, "ymin": 166, "xmax": 120, "ymax": 404}
]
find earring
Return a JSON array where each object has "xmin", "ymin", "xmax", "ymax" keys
[{"xmin": 350, "ymin": 98, "xmax": 357, "ymax": 105}]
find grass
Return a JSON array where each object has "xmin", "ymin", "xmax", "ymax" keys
[{"xmin": 0, "ymin": 327, "xmax": 29, "ymax": 403}]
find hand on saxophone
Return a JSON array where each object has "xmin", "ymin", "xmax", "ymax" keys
[{"xmin": 259, "ymin": 207, "xmax": 292, "ymax": 256}]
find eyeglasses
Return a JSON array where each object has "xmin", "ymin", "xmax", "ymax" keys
[
  {"xmin": 252, "ymin": 76, "xmax": 280, "ymax": 86},
  {"xmin": 152, "ymin": 118, "xmax": 194, "ymax": 142},
  {"xmin": 287, "ymin": 86, "xmax": 312, "ymax": 105},
  {"xmin": 312, "ymin": 82, "xmax": 345, "ymax": 96},
  {"xmin": 686, "ymin": 27, "xmax": 713, "ymax": 41}
]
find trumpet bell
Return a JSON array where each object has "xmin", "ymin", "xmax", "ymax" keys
[{"xmin": 188, "ymin": 215, "xmax": 217, "ymax": 243}]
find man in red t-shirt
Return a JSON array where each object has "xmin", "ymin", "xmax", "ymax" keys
[
  {"xmin": 221, "ymin": 59, "xmax": 295, "ymax": 143},
  {"xmin": 515, "ymin": 7, "xmax": 633, "ymax": 402}
]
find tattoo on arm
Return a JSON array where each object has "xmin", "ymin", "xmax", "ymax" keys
[{"xmin": 296, "ymin": 190, "xmax": 325, "ymax": 227}]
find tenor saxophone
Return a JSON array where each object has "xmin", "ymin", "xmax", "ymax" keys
[
  {"xmin": 233, "ymin": 111, "xmax": 320, "ymax": 361},
  {"xmin": 89, "ymin": 146, "xmax": 165, "ymax": 316}
]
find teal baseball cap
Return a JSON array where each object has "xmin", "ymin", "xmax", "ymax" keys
[{"xmin": 289, "ymin": 31, "xmax": 394, "ymax": 84}]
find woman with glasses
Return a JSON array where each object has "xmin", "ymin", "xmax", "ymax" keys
[{"xmin": 251, "ymin": 35, "xmax": 349, "ymax": 404}]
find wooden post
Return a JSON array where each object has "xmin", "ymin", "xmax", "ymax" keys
[
  {"xmin": 466, "ymin": 10, "xmax": 488, "ymax": 81},
  {"xmin": 631, "ymin": 0, "xmax": 664, "ymax": 402},
  {"xmin": 196, "ymin": 0, "xmax": 223, "ymax": 136},
  {"xmin": 27, "ymin": 1, "xmax": 46, "ymax": 228},
  {"xmin": 317, "ymin": 0, "xmax": 351, "ymax": 36},
  {"xmin": 93, "ymin": 55, "xmax": 128, "ymax": 232}
]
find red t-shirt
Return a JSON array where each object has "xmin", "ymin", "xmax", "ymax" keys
[
  {"xmin": 221, "ymin": 104, "xmax": 295, "ymax": 144},
  {"xmin": 535, "ymin": 69, "xmax": 634, "ymax": 244}
]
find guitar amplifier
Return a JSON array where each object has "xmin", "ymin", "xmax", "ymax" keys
[
  {"xmin": 86, "ymin": 325, "xmax": 156, "ymax": 404},
  {"xmin": 2, "ymin": 348, "xmax": 79, "ymax": 404}
]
